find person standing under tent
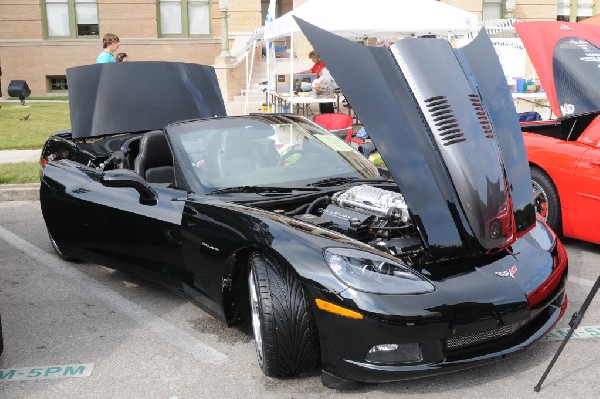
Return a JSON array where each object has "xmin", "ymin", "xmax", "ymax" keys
[{"xmin": 299, "ymin": 50, "xmax": 333, "ymax": 113}]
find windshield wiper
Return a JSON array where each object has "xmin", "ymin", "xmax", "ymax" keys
[
  {"xmin": 207, "ymin": 186, "xmax": 320, "ymax": 195},
  {"xmin": 309, "ymin": 177, "xmax": 389, "ymax": 187}
]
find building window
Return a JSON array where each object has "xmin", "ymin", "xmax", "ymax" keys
[
  {"xmin": 557, "ymin": 0, "xmax": 594, "ymax": 22},
  {"xmin": 483, "ymin": 0, "xmax": 503, "ymax": 21},
  {"xmin": 158, "ymin": 0, "xmax": 211, "ymax": 37},
  {"xmin": 47, "ymin": 76, "xmax": 68, "ymax": 92},
  {"xmin": 44, "ymin": 0, "xmax": 99, "ymax": 38}
]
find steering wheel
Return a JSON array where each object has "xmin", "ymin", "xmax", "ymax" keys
[{"xmin": 278, "ymin": 149, "xmax": 303, "ymax": 166}]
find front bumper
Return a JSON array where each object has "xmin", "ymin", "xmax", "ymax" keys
[
  {"xmin": 317, "ymin": 297, "xmax": 566, "ymax": 384},
  {"xmin": 309, "ymin": 236, "xmax": 568, "ymax": 385}
]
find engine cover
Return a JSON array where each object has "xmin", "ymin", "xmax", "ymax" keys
[
  {"xmin": 317, "ymin": 203, "xmax": 375, "ymax": 241},
  {"xmin": 332, "ymin": 184, "xmax": 410, "ymax": 223}
]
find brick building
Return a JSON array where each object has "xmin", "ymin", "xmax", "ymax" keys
[{"xmin": 0, "ymin": 0, "xmax": 597, "ymax": 101}]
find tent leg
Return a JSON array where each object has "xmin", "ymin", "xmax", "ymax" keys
[{"xmin": 245, "ymin": 46, "xmax": 256, "ymax": 115}]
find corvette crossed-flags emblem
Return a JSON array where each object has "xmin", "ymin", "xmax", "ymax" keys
[{"xmin": 495, "ymin": 265, "xmax": 518, "ymax": 278}]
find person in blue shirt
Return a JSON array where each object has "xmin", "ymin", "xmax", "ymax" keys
[{"xmin": 96, "ymin": 33, "xmax": 120, "ymax": 63}]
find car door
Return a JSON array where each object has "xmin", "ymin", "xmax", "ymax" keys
[
  {"xmin": 83, "ymin": 181, "xmax": 188, "ymax": 278},
  {"xmin": 43, "ymin": 161, "xmax": 187, "ymax": 279}
]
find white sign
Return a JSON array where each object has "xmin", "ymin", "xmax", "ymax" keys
[{"xmin": 491, "ymin": 38, "xmax": 526, "ymax": 82}]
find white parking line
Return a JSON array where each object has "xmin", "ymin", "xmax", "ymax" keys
[{"xmin": 0, "ymin": 225, "xmax": 228, "ymax": 365}]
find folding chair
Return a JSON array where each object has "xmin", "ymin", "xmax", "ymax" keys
[{"xmin": 313, "ymin": 113, "xmax": 364, "ymax": 144}]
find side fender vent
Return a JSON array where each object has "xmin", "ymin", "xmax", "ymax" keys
[
  {"xmin": 425, "ymin": 96, "xmax": 465, "ymax": 146},
  {"xmin": 468, "ymin": 94, "xmax": 494, "ymax": 139}
]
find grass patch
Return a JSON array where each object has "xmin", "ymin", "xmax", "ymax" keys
[
  {"xmin": 0, "ymin": 162, "xmax": 40, "ymax": 184},
  {"xmin": 0, "ymin": 102, "xmax": 70, "ymax": 150}
]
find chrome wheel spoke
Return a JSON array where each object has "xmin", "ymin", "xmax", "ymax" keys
[{"xmin": 249, "ymin": 270, "xmax": 263, "ymax": 363}]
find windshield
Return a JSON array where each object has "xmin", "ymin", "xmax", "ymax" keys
[{"xmin": 168, "ymin": 116, "xmax": 381, "ymax": 192}]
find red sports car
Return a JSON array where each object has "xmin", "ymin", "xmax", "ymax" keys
[{"xmin": 515, "ymin": 21, "xmax": 600, "ymax": 244}]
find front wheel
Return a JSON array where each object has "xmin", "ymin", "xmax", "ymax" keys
[
  {"xmin": 531, "ymin": 166, "xmax": 561, "ymax": 234},
  {"xmin": 248, "ymin": 252, "xmax": 320, "ymax": 377}
]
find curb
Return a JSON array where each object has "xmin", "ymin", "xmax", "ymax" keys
[{"xmin": 0, "ymin": 183, "xmax": 40, "ymax": 201}]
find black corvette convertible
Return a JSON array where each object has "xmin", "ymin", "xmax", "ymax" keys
[{"xmin": 40, "ymin": 21, "xmax": 568, "ymax": 388}]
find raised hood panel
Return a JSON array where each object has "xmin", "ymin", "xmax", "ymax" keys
[
  {"xmin": 67, "ymin": 62, "xmax": 227, "ymax": 138},
  {"xmin": 515, "ymin": 21, "xmax": 600, "ymax": 117},
  {"xmin": 455, "ymin": 31, "xmax": 536, "ymax": 237},
  {"xmin": 296, "ymin": 18, "xmax": 535, "ymax": 258}
]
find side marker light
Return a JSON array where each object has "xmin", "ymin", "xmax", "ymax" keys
[{"xmin": 315, "ymin": 298, "xmax": 363, "ymax": 320}]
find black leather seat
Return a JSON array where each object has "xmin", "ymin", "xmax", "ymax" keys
[
  {"xmin": 215, "ymin": 131, "xmax": 258, "ymax": 177},
  {"xmin": 134, "ymin": 130, "xmax": 174, "ymax": 184}
]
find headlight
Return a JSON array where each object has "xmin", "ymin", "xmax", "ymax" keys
[
  {"xmin": 323, "ymin": 247, "xmax": 435, "ymax": 294},
  {"xmin": 530, "ymin": 219, "xmax": 556, "ymax": 252}
]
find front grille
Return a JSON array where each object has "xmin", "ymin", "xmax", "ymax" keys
[{"xmin": 444, "ymin": 318, "xmax": 530, "ymax": 351}]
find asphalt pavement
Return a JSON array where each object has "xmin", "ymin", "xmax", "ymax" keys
[{"xmin": 1, "ymin": 201, "xmax": 598, "ymax": 398}]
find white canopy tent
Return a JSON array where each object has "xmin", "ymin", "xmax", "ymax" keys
[
  {"xmin": 262, "ymin": 0, "xmax": 478, "ymax": 40},
  {"xmin": 244, "ymin": 0, "xmax": 479, "ymax": 112}
]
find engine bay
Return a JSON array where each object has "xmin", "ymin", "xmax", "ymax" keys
[{"xmin": 275, "ymin": 184, "xmax": 424, "ymax": 262}]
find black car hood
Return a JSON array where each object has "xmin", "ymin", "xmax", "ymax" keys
[
  {"xmin": 66, "ymin": 61, "xmax": 226, "ymax": 138},
  {"xmin": 296, "ymin": 18, "xmax": 535, "ymax": 258}
]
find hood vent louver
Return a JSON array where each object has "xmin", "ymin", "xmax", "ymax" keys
[
  {"xmin": 468, "ymin": 94, "xmax": 495, "ymax": 139},
  {"xmin": 425, "ymin": 96, "xmax": 465, "ymax": 146}
]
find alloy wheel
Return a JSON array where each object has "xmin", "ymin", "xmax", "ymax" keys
[
  {"xmin": 532, "ymin": 180, "xmax": 548, "ymax": 221},
  {"xmin": 248, "ymin": 270, "xmax": 264, "ymax": 364}
]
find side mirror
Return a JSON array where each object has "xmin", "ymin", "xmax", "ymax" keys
[{"xmin": 100, "ymin": 169, "xmax": 158, "ymax": 205}]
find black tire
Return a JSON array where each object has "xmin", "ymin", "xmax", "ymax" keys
[
  {"xmin": 49, "ymin": 233, "xmax": 78, "ymax": 262},
  {"xmin": 248, "ymin": 252, "xmax": 320, "ymax": 377},
  {"xmin": 530, "ymin": 166, "xmax": 562, "ymax": 234}
]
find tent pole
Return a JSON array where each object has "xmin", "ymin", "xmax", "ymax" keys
[
  {"xmin": 245, "ymin": 46, "xmax": 255, "ymax": 115},
  {"xmin": 266, "ymin": 40, "xmax": 271, "ymax": 109},
  {"xmin": 290, "ymin": 31, "xmax": 294, "ymax": 96},
  {"xmin": 265, "ymin": 24, "xmax": 272, "ymax": 111},
  {"xmin": 244, "ymin": 50, "xmax": 249, "ymax": 114}
]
